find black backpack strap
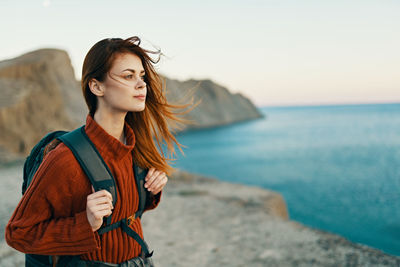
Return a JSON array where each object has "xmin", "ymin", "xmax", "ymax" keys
[
  {"xmin": 121, "ymin": 219, "xmax": 153, "ymax": 258},
  {"xmin": 25, "ymin": 254, "xmax": 80, "ymax": 267},
  {"xmin": 97, "ymin": 217, "xmax": 153, "ymax": 258},
  {"xmin": 55, "ymin": 255, "xmax": 80, "ymax": 267},
  {"xmin": 57, "ymin": 126, "xmax": 117, "ymax": 225},
  {"xmin": 25, "ymin": 254, "xmax": 51, "ymax": 267},
  {"xmin": 133, "ymin": 164, "xmax": 149, "ymax": 219}
]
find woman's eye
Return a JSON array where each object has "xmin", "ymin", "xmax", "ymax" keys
[
  {"xmin": 125, "ymin": 74, "xmax": 133, "ymax": 79},
  {"xmin": 140, "ymin": 75, "xmax": 146, "ymax": 81}
]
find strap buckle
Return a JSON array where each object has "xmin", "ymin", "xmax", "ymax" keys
[{"xmin": 127, "ymin": 214, "xmax": 136, "ymax": 226}]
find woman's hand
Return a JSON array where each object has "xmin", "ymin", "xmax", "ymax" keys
[
  {"xmin": 86, "ymin": 187, "xmax": 113, "ymax": 232},
  {"xmin": 144, "ymin": 168, "xmax": 168, "ymax": 195}
]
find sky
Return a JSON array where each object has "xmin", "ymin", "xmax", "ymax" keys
[{"xmin": 0, "ymin": 0, "xmax": 399, "ymax": 107}]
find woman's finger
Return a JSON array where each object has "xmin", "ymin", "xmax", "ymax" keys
[
  {"xmin": 87, "ymin": 193, "xmax": 112, "ymax": 205},
  {"xmin": 148, "ymin": 175, "xmax": 162, "ymax": 192},
  {"xmin": 149, "ymin": 175, "xmax": 168, "ymax": 194},
  {"xmin": 89, "ymin": 204, "xmax": 113, "ymax": 213},
  {"xmin": 87, "ymin": 189, "xmax": 113, "ymax": 202},
  {"xmin": 88, "ymin": 197, "xmax": 113, "ymax": 208},
  {"xmin": 94, "ymin": 209, "xmax": 113, "ymax": 220},
  {"xmin": 145, "ymin": 167, "xmax": 156, "ymax": 182},
  {"xmin": 145, "ymin": 170, "xmax": 162, "ymax": 189}
]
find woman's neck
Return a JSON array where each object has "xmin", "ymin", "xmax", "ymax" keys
[{"xmin": 93, "ymin": 110, "xmax": 126, "ymax": 144}]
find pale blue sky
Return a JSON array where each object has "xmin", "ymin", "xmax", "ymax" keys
[{"xmin": 0, "ymin": 0, "xmax": 399, "ymax": 107}]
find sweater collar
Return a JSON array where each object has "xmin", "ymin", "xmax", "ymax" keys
[{"xmin": 84, "ymin": 113, "xmax": 135, "ymax": 160}]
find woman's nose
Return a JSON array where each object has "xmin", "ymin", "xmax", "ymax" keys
[{"xmin": 136, "ymin": 79, "xmax": 146, "ymax": 89}]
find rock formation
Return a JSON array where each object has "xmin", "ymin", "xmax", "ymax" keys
[
  {"xmin": 163, "ymin": 77, "xmax": 263, "ymax": 130},
  {"xmin": 0, "ymin": 49, "xmax": 85, "ymax": 162}
]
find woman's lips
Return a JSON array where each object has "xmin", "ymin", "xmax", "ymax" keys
[{"xmin": 134, "ymin": 95, "xmax": 146, "ymax": 100}]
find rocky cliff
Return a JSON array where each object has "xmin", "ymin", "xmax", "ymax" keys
[
  {"xmin": 0, "ymin": 49, "xmax": 263, "ymax": 162},
  {"xmin": 0, "ymin": 49, "xmax": 85, "ymax": 162},
  {"xmin": 163, "ymin": 77, "xmax": 263, "ymax": 130}
]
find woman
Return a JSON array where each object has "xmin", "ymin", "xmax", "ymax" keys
[{"xmin": 6, "ymin": 36, "xmax": 196, "ymax": 266}]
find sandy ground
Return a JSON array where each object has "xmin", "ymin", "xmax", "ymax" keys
[{"xmin": 0, "ymin": 164, "xmax": 399, "ymax": 267}]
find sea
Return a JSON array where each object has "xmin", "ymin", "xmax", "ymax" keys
[{"xmin": 173, "ymin": 103, "xmax": 400, "ymax": 256}]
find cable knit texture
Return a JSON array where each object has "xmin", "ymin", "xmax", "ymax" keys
[{"xmin": 5, "ymin": 113, "xmax": 162, "ymax": 263}]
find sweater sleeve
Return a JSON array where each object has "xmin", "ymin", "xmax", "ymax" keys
[
  {"xmin": 144, "ymin": 191, "xmax": 162, "ymax": 212},
  {"xmin": 5, "ymin": 145, "xmax": 101, "ymax": 255}
]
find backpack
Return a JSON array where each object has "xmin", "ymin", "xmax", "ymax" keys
[{"xmin": 22, "ymin": 125, "xmax": 154, "ymax": 267}]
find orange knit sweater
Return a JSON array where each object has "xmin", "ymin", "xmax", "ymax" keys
[{"xmin": 5, "ymin": 113, "xmax": 162, "ymax": 263}]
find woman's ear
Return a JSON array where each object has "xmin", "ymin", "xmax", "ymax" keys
[{"xmin": 88, "ymin": 78, "xmax": 105, "ymax": 97}]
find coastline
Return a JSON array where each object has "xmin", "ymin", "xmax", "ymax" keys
[{"xmin": 0, "ymin": 164, "xmax": 399, "ymax": 266}]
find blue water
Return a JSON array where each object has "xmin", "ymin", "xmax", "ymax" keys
[{"xmin": 173, "ymin": 103, "xmax": 400, "ymax": 256}]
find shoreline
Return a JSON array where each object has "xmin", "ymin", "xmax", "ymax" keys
[{"xmin": 0, "ymin": 164, "xmax": 399, "ymax": 266}]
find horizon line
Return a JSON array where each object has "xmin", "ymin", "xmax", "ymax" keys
[{"xmin": 257, "ymin": 100, "xmax": 400, "ymax": 109}]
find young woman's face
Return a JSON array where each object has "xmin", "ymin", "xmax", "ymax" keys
[{"xmin": 99, "ymin": 52, "xmax": 147, "ymax": 113}]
